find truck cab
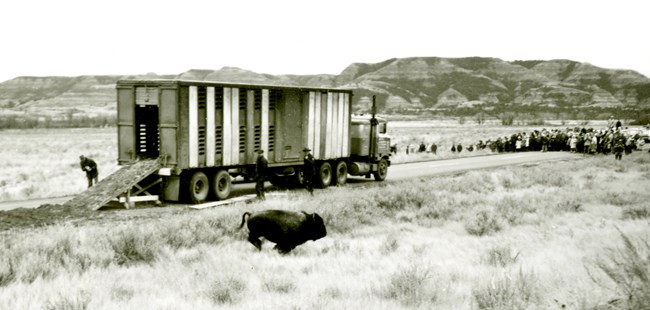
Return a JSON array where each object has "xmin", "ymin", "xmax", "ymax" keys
[{"xmin": 349, "ymin": 114, "xmax": 391, "ymax": 180}]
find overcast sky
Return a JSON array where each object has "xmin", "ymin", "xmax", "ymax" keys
[{"xmin": 1, "ymin": 0, "xmax": 648, "ymax": 83}]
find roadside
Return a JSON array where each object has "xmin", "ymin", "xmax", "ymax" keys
[{"xmin": 0, "ymin": 196, "xmax": 72, "ymax": 211}]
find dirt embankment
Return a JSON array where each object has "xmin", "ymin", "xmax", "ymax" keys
[
  {"xmin": 0, "ymin": 204, "xmax": 96, "ymax": 231},
  {"xmin": 0, "ymin": 201, "xmax": 180, "ymax": 232}
]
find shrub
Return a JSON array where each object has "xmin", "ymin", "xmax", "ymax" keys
[
  {"xmin": 321, "ymin": 196, "xmax": 380, "ymax": 234},
  {"xmin": 526, "ymin": 119, "xmax": 546, "ymax": 126},
  {"xmin": 0, "ymin": 259, "xmax": 15, "ymax": 287},
  {"xmin": 472, "ymin": 269, "xmax": 539, "ymax": 310},
  {"xmin": 110, "ymin": 285, "xmax": 135, "ymax": 301},
  {"xmin": 603, "ymin": 191, "xmax": 640, "ymax": 207},
  {"xmin": 109, "ymin": 229, "xmax": 158, "ymax": 266},
  {"xmin": 43, "ymin": 291, "xmax": 90, "ymax": 310},
  {"xmin": 534, "ymin": 172, "xmax": 572, "ymax": 188},
  {"xmin": 495, "ymin": 196, "xmax": 524, "ymax": 225},
  {"xmin": 320, "ymin": 287, "xmax": 343, "ymax": 299},
  {"xmin": 556, "ymin": 199, "xmax": 583, "ymax": 213},
  {"xmin": 206, "ymin": 277, "xmax": 247, "ymax": 305},
  {"xmin": 499, "ymin": 174, "xmax": 516, "ymax": 189},
  {"xmin": 633, "ymin": 155, "xmax": 650, "ymax": 165},
  {"xmin": 381, "ymin": 235, "xmax": 400, "ymax": 255},
  {"xmin": 262, "ymin": 276, "xmax": 297, "ymax": 294},
  {"xmin": 416, "ymin": 203, "xmax": 456, "ymax": 223},
  {"xmin": 159, "ymin": 218, "xmax": 229, "ymax": 250},
  {"xmin": 483, "ymin": 245, "xmax": 520, "ymax": 267},
  {"xmin": 380, "ymin": 265, "xmax": 436, "ymax": 306},
  {"xmin": 622, "ymin": 205, "xmax": 650, "ymax": 219},
  {"xmin": 465, "ymin": 210, "xmax": 503, "ymax": 236},
  {"xmin": 593, "ymin": 230, "xmax": 650, "ymax": 309},
  {"xmin": 499, "ymin": 113, "xmax": 515, "ymax": 126},
  {"xmin": 374, "ymin": 186, "xmax": 428, "ymax": 211},
  {"xmin": 614, "ymin": 163, "xmax": 628, "ymax": 173}
]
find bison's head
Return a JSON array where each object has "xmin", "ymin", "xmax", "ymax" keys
[{"xmin": 307, "ymin": 212, "xmax": 327, "ymax": 241}]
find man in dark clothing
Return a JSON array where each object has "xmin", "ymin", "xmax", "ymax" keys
[
  {"xmin": 612, "ymin": 131, "xmax": 625, "ymax": 160},
  {"xmin": 302, "ymin": 148, "xmax": 315, "ymax": 195},
  {"xmin": 79, "ymin": 155, "xmax": 98, "ymax": 188},
  {"xmin": 254, "ymin": 149, "xmax": 268, "ymax": 200}
]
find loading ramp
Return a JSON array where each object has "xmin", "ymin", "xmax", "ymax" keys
[{"xmin": 63, "ymin": 159, "xmax": 162, "ymax": 210}]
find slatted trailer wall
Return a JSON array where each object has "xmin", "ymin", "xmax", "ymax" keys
[
  {"xmin": 118, "ymin": 80, "xmax": 353, "ymax": 169},
  {"xmin": 303, "ymin": 91, "xmax": 351, "ymax": 160},
  {"xmin": 179, "ymin": 83, "xmax": 281, "ymax": 169}
]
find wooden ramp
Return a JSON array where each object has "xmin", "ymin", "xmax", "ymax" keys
[{"xmin": 63, "ymin": 159, "xmax": 161, "ymax": 210}]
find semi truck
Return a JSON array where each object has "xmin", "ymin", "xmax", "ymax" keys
[{"xmin": 65, "ymin": 79, "xmax": 391, "ymax": 209}]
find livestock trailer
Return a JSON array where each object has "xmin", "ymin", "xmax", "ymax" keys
[{"xmin": 74, "ymin": 79, "xmax": 391, "ymax": 207}]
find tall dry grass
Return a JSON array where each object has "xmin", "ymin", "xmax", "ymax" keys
[{"xmin": 1, "ymin": 150, "xmax": 649, "ymax": 309}]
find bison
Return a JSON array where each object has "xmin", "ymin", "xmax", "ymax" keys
[{"xmin": 239, "ymin": 209, "xmax": 327, "ymax": 254}]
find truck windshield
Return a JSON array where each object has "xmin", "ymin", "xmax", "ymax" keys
[{"xmin": 378, "ymin": 122, "xmax": 387, "ymax": 134}]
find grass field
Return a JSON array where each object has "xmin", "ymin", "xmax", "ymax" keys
[
  {"xmin": 0, "ymin": 128, "xmax": 118, "ymax": 202},
  {"xmin": 0, "ymin": 144, "xmax": 649, "ymax": 309}
]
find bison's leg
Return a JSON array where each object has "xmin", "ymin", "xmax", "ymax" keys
[
  {"xmin": 273, "ymin": 243, "xmax": 293, "ymax": 254},
  {"xmin": 247, "ymin": 234, "xmax": 263, "ymax": 251}
]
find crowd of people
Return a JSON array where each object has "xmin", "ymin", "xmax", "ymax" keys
[{"xmin": 398, "ymin": 124, "xmax": 648, "ymax": 161}]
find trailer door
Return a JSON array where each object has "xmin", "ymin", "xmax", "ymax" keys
[
  {"xmin": 117, "ymin": 85, "xmax": 135, "ymax": 164},
  {"xmin": 278, "ymin": 89, "xmax": 302, "ymax": 161},
  {"xmin": 134, "ymin": 86, "xmax": 160, "ymax": 159}
]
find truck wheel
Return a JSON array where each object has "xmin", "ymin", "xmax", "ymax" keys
[
  {"xmin": 189, "ymin": 171, "xmax": 209, "ymax": 203},
  {"xmin": 268, "ymin": 171, "xmax": 291, "ymax": 189},
  {"xmin": 334, "ymin": 161, "xmax": 348, "ymax": 186},
  {"xmin": 212, "ymin": 170, "xmax": 232, "ymax": 200},
  {"xmin": 316, "ymin": 162, "xmax": 332, "ymax": 188},
  {"xmin": 268, "ymin": 174, "xmax": 285, "ymax": 188},
  {"xmin": 289, "ymin": 167, "xmax": 304, "ymax": 188},
  {"xmin": 373, "ymin": 158, "xmax": 388, "ymax": 181}
]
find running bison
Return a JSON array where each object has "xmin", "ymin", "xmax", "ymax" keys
[{"xmin": 239, "ymin": 209, "xmax": 327, "ymax": 254}]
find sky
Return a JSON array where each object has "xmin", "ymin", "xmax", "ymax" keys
[{"xmin": 1, "ymin": 0, "xmax": 648, "ymax": 83}]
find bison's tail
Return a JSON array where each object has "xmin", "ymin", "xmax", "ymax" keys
[{"xmin": 238, "ymin": 212, "xmax": 251, "ymax": 229}]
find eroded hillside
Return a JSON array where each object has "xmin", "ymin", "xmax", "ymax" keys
[{"xmin": 1, "ymin": 57, "xmax": 649, "ymax": 117}]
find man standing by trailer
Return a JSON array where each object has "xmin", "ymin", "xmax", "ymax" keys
[
  {"xmin": 79, "ymin": 155, "xmax": 98, "ymax": 188},
  {"xmin": 302, "ymin": 148, "xmax": 315, "ymax": 195},
  {"xmin": 254, "ymin": 149, "xmax": 268, "ymax": 200}
]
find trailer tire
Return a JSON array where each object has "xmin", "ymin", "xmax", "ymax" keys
[
  {"xmin": 289, "ymin": 167, "xmax": 304, "ymax": 188},
  {"xmin": 268, "ymin": 174, "xmax": 286, "ymax": 188},
  {"xmin": 373, "ymin": 158, "xmax": 388, "ymax": 181},
  {"xmin": 334, "ymin": 161, "xmax": 348, "ymax": 186},
  {"xmin": 316, "ymin": 162, "xmax": 332, "ymax": 188},
  {"xmin": 212, "ymin": 170, "xmax": 232, "ymax": 200},
  {"xmin": 188, "ymin": 171, "xmax": 209, "ymax": 203}
]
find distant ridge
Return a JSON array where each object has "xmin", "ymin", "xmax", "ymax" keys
[{"xmin": 1, "ymin": 57, "xmax": 648, "ymax": 117}]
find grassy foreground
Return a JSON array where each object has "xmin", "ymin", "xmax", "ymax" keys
[{"xmin": 1, "ymin": 152, "xmax": 649, "ymax": 309}]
